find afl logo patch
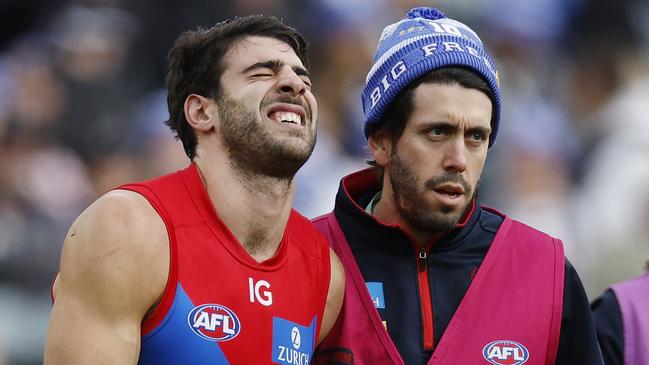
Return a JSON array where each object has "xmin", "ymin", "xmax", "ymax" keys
[
  {"xmin": 187, "ymin": 303, "xmax": 241, "ymax": 342},
  {"xmin": 482, "ymin": 340, "xmax": 529, "ymax": 365}
]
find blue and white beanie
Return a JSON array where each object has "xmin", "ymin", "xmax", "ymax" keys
[{"xmin": 362, "ymin": 7, "xmax": 502, "ymax": 147}]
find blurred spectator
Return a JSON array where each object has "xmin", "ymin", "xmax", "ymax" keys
[
  {"xmin": 466, "ymin": 0, "xmax": 581, "ymax": 266},
  {"xmin": 0, "ymin": 0, "xmax": 66, "ymax": 52},
  {"xmin": 563, "ymin": 0, "xmax": 649, "ymax": 298},
  {"xmin": 50, "ymin": 4, "xmax": 140, "ymax": 162}
]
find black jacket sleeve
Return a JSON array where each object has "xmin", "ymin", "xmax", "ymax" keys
[
  {"xmin": 591, "ymin": 289, "xmax": 624, "ymax": 365},
  {"xmin": 554, "ymin": 260, "xmax": 604, "ymax": 365}
]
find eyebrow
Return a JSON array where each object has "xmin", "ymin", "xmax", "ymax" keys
[
  {"xmin": 465, "ymin": 126, "xmax": 492, "ymax": 136},
  {"xmin": 426, "ymin": 121, "xmax": 492, "ymax": 136},
  {"xmin": 242, "ymin": 59, "xmax": 311, "ymax": 78}
]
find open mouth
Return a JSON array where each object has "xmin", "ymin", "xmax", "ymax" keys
[
  {"xmin": 266, "ymin": 103, "xmax": 306, "ymax": 127},
  {"xmin": 268, "ymin": 110, "xmax": 302, "ymax": 125},
  {"xmin": 432, "ymin": 185, "xmax": 464, "ymax": 199},
  {"xmin": 435, "ymin": 190, "xmax": 461, "ymax": 198}
]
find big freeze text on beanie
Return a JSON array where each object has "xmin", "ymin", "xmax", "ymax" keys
[{"xmin": 362, "ymin": 7, "xmax": 502, "ymax": 147}]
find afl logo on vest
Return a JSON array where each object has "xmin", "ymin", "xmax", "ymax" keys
[
  {"xmin": 482, "ymin": 340, "xmax": 529, "ymax": 365},
  {"xmin": 187, "ymin": 304, "xmax": 241, "ymax": 342}
]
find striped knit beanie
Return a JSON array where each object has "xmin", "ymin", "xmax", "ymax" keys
[{"xmin": 362, "ymin": 7, "xmax": 502, "ymax": 147}]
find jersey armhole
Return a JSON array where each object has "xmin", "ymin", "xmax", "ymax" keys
[
  {"xmin": 50, "ymin": 272, "xmax": 58, "ymax": 304},
  {"xmin": 315, "ymin": 232, "xmax": 332, "ymax": 343},
  {"xmin": 118, "ymin": 184, "xmax": 179, "ymax": 336}
]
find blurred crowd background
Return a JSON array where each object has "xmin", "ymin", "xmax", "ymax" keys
[{"xmin": 1, "ymin": 0, "xmax": 648, "ymax": 363}]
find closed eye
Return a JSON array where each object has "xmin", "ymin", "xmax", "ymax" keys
[
  {"xmin": 251, "ymin": 71, "xmax": 273, "ymax": 78},
  {"xmin": 243, "ymin": 61, "xmax": 279, "ymax": 79},
  {"xmin": 301, "ymin": 77, "xmax": 312, "ymax": 88}
]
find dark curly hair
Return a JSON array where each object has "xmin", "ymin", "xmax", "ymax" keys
[{"xmin": 165, "ymin": 15, "xmax": 308, "ymax": 159}]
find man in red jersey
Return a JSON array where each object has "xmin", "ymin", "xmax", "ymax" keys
[{"xmin": 45, "ymin": 15, "xmax": 344, "ymax": 365}]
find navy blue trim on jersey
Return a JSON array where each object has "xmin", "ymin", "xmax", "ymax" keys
[{"xmin": 332, "ymin": 169, "xmax": 604, "ymax": 365}]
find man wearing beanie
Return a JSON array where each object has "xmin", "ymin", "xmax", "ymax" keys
[{"xmin": 311, "ymin": 7, "xmax": 603, "ymax": 365}]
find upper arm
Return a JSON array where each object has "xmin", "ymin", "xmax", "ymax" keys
[
  {"xmin": 317, "ymin": 248, "xmax": 345, "ymax": 344},
  {"xmin": 44, "ymin": 190, "xmax": 169, "ymax": 365}
]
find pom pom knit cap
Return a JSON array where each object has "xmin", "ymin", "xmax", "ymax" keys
[{"xmin": 361, "ymin": 7, "xmax": 502, "ymax": 147}]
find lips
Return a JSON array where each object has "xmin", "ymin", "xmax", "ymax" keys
[
  {"xmin": 432, "ymin": 183, "xmax": 465, "ymax": 198},
  {"xmin": 268, "ymin": 110, "xmax": 301, "ymax": 125},
  {"xmin": 266, "ymin": 103, "xmax": 306, "ymax": 126}
]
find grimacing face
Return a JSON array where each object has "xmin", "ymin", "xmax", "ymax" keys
[
  {"xmin": 217, "ymin": 36, "xmax": 317, "ymax": 179},
  {"xmin": 381, "ymin": 82, "xmax": 492, "ymax": 234}
]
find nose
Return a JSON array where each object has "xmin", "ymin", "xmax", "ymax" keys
[
  {"xmin": 277, "ymin": 68, "xmax": 307, "ymax": 96},
  {"xmin": 442, "ymin": 138, "xmax": 467, "ymax": 173}
]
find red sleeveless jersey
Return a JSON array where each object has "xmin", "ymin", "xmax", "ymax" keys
[{"xmin": 119, "ymin": 164, "xmax": 331, "ymax": 365}]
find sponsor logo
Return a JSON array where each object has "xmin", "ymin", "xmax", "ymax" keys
[
  {"xmin": 365, "ymin": 282, "xmax": 385, "ymax": 309},
  {"xmin": 272, "ymin": 317, "xmax": 315, "ymax": 365},
  {"xmin": 248, "ymin": 277, "xmax": 273, "ymax": 306},
  {"xmin": 291, "ymin": 327, "xmax": 301, "ymax": 349},
  {"xmin": 312, "ymin": 348, "xmax": 354, "ymax": 365},
  {"xmin": 187, "ymin": 303, "xmax": 241, "ymax": 342},
  {"xmin": 483, "ymin": 340, "xmax": 529, "ymax": 365}
]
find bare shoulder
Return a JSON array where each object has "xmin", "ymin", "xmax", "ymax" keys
[
  {"xmin": 46, "ymin": 190, "xmax": 169, "ymax": 363},
  {"xmin": 55, "ymin": 189, "xmax": 169, "ymax": 317},
  {"xmin": 328, "ymin": 248, "xmax": 345, "ymax": 301},
  {"xmin": 318, "ymin": 248, "xmax": 345, "ymax": 343}
]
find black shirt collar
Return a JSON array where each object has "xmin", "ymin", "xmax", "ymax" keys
[{"xmin": 334, "ymin": 168, "xmax": 482, "ymax": 253}]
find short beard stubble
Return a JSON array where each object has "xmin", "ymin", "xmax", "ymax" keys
[
  {"xmin": 217, "ymin": 93, "xmax": 316, "ymax": 181},
  {"xmin": 389, "ymin": 145, "xmax": 477, "ymax": 234}
]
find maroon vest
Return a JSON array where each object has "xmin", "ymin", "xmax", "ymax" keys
[{"xmin": 313, "ymin": 210, "xmax": 564, "ymax": 365}]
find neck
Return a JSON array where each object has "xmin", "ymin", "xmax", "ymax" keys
[
  {"xmin": 194, "ymin": 155, "xmax": 294, "ymax": 262},
  {"xmin": 372, "ymin": 171, "xmax": 449, "ymax": 247},
  {"xmin": 372, "ymin": 192, "xmax": 444, "ymax": 247}
]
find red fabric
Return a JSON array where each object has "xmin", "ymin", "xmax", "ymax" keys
[{"xmin": 121, "ymin": 164, "xmax": 331, "ymax": 363}]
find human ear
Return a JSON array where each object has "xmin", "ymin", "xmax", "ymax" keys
[
  {"xmin": 368, "ymin": 130, "xmax": 393, "ymax": 167},
  {"xmin": 183, "ymin": 94, "xmax": 216, "ymax": 132}
]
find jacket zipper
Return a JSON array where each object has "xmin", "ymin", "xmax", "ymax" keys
[{"xmin": 417, "ymin": 248, "xmax": 434, "ymax": 350}]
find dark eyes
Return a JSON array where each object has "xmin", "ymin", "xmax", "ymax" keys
[
  {"xmin": 425, "ymin": 126, "xmax": 488, "ymax": 144},
  {"xmin": 431, "ymin": 127, "xmax": 444, "ymax": 136},
  {"xmin": 469, "ymin": 131, "xmax": 486, "ymax": 141},
  {"xmin": 426, "ymin": 127, "xmax": 446, "ymax": 137}
]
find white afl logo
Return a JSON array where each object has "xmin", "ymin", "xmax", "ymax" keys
[{"xmin": 291, "ymin": 327, "xmax": 301, "ymax": 349}]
